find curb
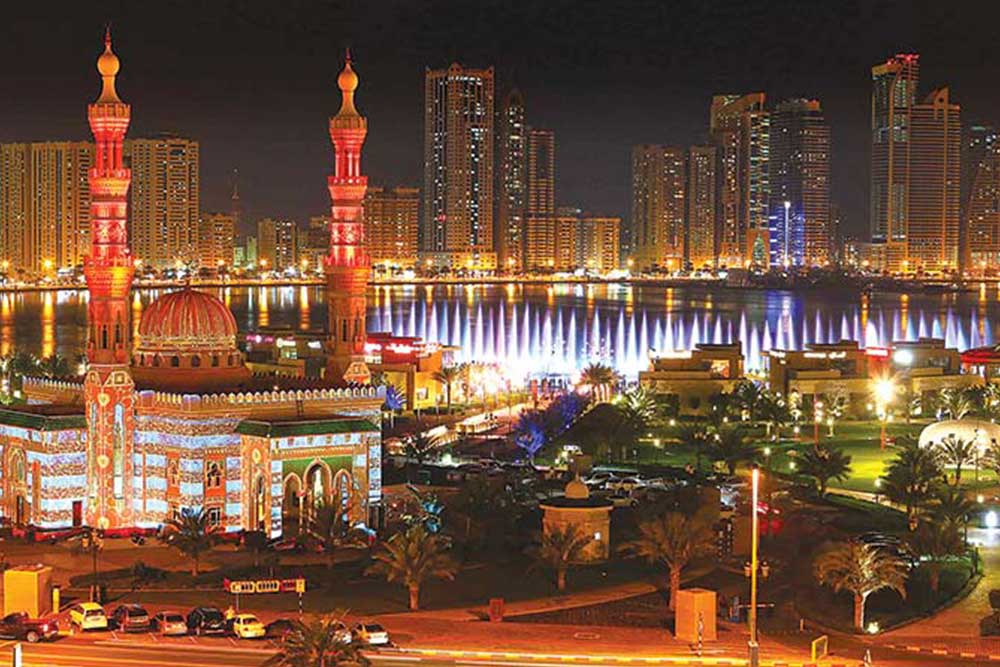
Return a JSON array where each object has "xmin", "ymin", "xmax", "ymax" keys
[
  {"xmin": 387, "ymin": 647, "xmax": 860, "ymax": 666},
  {"xmin": 887, "ymin": 643, "xmax": 1000, "ymax": 662}
]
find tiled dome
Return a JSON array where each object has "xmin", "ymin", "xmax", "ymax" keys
[{"xmin": 137, "ymin": 288, "xmax": 238, "ymax": 351}]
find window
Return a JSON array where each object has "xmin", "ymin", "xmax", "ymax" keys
[
  {"xmin": 206, "ymin": 507, "xmax": 222, "ymax": 528},
  {"xmin": 206, "ymin": 462, "xmax": 222, "ymax": 489},
  {"xmin": 191, "ymin": 356, "xmax": 201, "ymax": 368},
  {"xmin": 211, "ymin": 355, "xmax": 219, "ymax": 368},
  {"xmin": 153, "ymin": 355, "xmax": 161, "ymax": 367},
  {"xmin": 170, "ymin": 356, "xmax": 180, "ymax": 367}
]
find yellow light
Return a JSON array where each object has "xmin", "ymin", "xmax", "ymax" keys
[{"xmin": 873, "ymin": 377, "xmax": 896, "ymax": 406}]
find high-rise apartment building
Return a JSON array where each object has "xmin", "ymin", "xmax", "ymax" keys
[
  {"xmin": 364, "ymin": 187, "xmax": 420, "ymax": 269},
  {"xmin": 630, "ymin": 146, "xmax": 686, "ymax": 271},
  {"xmin": 963, "ymin": 125, "xmax": 1000, "ymax": 269},
  {"xmin": 710, "ymin": 93, "xmax": 769, "ymax": 267},
  {"xmin": 423, "ymin": 64, "xmax": 495, "ymax": 270},
  {"xmin": 497, "ymin": 89, "xmax": 526, "ymax": 272},
  {"xmin": 299, "ymin": 215, "xmax": 330, "ymax": 270},
  {"xmin": 686, "ymin": 145, "xmax": 718, "ymax": 269},
  {"xmin": 577, "ymin": 215, "xmax": 621, "ymax": 273},
  {"xmin": 257, "ymin": 218, "xmax": 298, "ymax": 271},
  {"xmin": 125, "ymin": 136, "xmax": 199, "ymax": 269},
  {"xmin": 768, "ymin": 99, "xmax": 831, "ymax": 267},
  {"xmin": 197, "ymin": 212, "xmax": 235, "ymax": 269},
  {"xmin": 524, "ymin": 129, "xmax": 556, "ymax": 271},
  {"xmin": 0, "ymin": 142, "xmax": 94, "ymax": 274}
]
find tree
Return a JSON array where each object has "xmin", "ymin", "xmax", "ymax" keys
[
  {"xmin": 937, "ymin": 434, "xmax": 976, "ymax": 486},
  {"xmin": 881, "ymin": 439, "xmax": 943, "ymax": 524},
  {"xmin": 760, "ymin": 393, "xmax": 791, "ymax": 441},
  {"xmin": 579, "ymin": 363, "xmax": 617, "ymax": 403},
  {"xmin": 927, "ymin": 485, "xmax": 976, "ymax": 537},
  {"xmin": 37, "ymin": 354, "xmax": 71, "ymax": 379},
  {"xmin": 710, "ymin": 426, "xmax": 759, "ymax": 476},
  {"xmin": 512, "ymin": 410, "xmax": 547, "ymax": 463},
  {"xmin": 798, "ymin": 444, "xmax": 852, "ymax": 496},
  {"xmin": 529, "ymin": 525, "xmax": 591, "ymax": 591},
  {"xmin": 382, "ymin": 385, "xmax": 405, "ymax": 429},
  {"xmin": 310, "ymin": 501, "xmax": 364, "ymax": 570},
  {"xmin": 159, "ymin": 508, "xmax": 216, "ymax": 576},
  {"xmin": 365, "ymin": 525, "xmax": 457, "ymax": 610},
  {"xmin": 673, "ymin": 422, "xmax": 713, "ymax": 473},
  {"xmin": 432, "ymin": 366, "xmax": 460, "ymax": 413},
  {"xmin": 404, "ymin": 430, "xmax": 442, "ymax": 483},
  {"xmin": 937, "ymin": 388, "xmax": 972, "ymax": 421},
  {"xmin": 906, "ymin": 520, "xmax": 964, "ymax": 593},
  {"xmin": 618, "ymin": 511, "xmax": 715, "ymax": 610},
  {"xmin": 731, "ymin": 380, "xmax": 765, "ymax": 422},
  {"xmin": 264, "ymin": 612, "xmax": 368, "ymax": 667},
  {"xmin": 813, "ymin": 541, "xmax": 908, "ymax": 631}
]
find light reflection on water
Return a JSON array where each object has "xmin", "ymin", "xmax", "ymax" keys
[{"xmin": 4, "ymin": 283, "xmax": 999, "ymax": 378}]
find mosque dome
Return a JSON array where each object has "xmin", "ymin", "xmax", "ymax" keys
[
  {"xmin": 564, "ymin": 477, "xmax": 590, "ymax": 500},
  {"xmin": 132, "ymin": 288, "xmax": 250, "ymax": 392}
]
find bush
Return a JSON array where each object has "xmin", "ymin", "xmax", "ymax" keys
[{"xmin": 990, "ymin": 589, "xmax": 1000, "ymax": 610}]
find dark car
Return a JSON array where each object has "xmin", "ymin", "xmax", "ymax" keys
[
  {"xmin": 111, "ymin": 604, "xmax": 150, "ymax": 632},
  {"xmin": 0, "ymin": 612, "xmax": 58, "ymax": 643},
  {"xmin": 186, "ymin": 607, "xmax": 226, "ymax": 636},
  {"xmin": 265, "ymin": 618, "xmax": 297, "ymax": 639}
]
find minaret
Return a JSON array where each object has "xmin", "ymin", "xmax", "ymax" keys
[
  {"xmin": 325, "ymin": 50, "xmax": 371, "ymax": 384},
  {"xmin": 83, "ymin": 29, "xmax": 136, "ymax": 528}
]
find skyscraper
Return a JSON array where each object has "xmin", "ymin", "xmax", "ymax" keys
[
  {"xmin": 524, "ymin": 128, "xmax": 556, "ymax": 271},
  {"xmin": 126, "ymin": 136, "xmax": 199, "ymax": 269},
  {"xmin": 686, "ymin": 145, "xmax": 718, "ymax": 269},
  {"xmin": 497, "ymin": 89, "xmax": 526, "ymax": 273},
  {"xmin": 870, "ymin": 54, "xmax": 919, "ymax": 268},
  {"xmin": 257, "ymin": 218, "xmax": 298, "ymax": 271},
  {"xmin": 768, "ymin": 99, "xmax": 831, "ymax": 267},
  {"xmin": 0, "ymin": 142, "xmax": 93, "ymax": 274},
  {"xmin": 364, "ymin": 187, "xmax": 420, "ymax": 269},
  {"xmin": 423, "ymin": 63, "xmax": 495, "ymax": 270},
  {"xmin": 630, "ymin": 145, "xmax": 686, "ymax": 271},
  {"xmin": 197, "ymin": 212, "xmax": 235, "ymax": 269},
  {"xmin": 963, "ymin": 125, "xmax": 1000, "ymax": 270},
  {"xmin": 710, "ymin": 93, "xmax": 769, "ymax": 267}
]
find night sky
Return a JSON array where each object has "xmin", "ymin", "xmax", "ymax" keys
[{"xmin": 3, "ymin": 0, "xmax": 998, "ymax": 238}]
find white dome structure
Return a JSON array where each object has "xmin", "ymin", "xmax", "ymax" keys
[{"xmin": 919, "ymin": 419, "xmax": 1000, "ymax": 449}]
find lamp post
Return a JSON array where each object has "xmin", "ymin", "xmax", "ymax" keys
[
  {"xmin": 748, "ymin": 465, "xmax": 761, "ymax": 667},
  {"xmin": 814, "ymin": 401, "xmax": 823, "ymax": 445}
]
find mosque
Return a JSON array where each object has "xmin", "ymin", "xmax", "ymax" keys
[{"xmin": 0, "ymin": 33, "xmax": 383, "ymax": 537}]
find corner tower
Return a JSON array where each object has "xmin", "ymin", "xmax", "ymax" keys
[
  {"xmin": 325, "ymin": 51, "xmax": 371, "ymax": 384},
  {"xmin": 83, "ymin": 29, "xmax": 136, "ymax": 528}
]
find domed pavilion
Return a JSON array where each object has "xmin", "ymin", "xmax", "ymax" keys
[{"xmin": 539, "ymin": 477, "xmax": 613, "ymax": 562}]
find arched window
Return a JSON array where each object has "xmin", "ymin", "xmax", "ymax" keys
[
  {"xmin": 170, "ymin": 356, "xmax": 180, "ymax": 368},
  {"xmin": 153, "ymin": 355, "xmax": 161, "ymax": 367},
  {"xmin": 211, "ymin": 355, "xmax": 219, "ymax": 368},
  {"xmin": 205, "ymin": 462, "xmax": 222, "ymax": 489},
  {"xmin": 191, "ymin": 355, "xmax": 201, "ymax": 368}
]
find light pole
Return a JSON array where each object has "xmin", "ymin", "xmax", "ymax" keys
[{"xmin": 748, "ymin": 465, "xmax": 761, "ymax": 667}]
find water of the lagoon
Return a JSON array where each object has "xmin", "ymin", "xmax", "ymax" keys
[{"xmin": 10, "ymin": 283, "xmax": 1000, "ymax": 379}]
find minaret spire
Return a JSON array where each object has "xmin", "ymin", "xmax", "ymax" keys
[{"xmin": 325, "ymin": 51, "xmax": 370, "ymax": 384}]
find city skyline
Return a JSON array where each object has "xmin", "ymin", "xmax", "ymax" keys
[{"xmin": 3, "ymin": 1, "xmax": 999, "ymax": 241}]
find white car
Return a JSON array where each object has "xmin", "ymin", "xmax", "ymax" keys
[
  {"xmin": 353, "ymin": 622, "xmax": 389, "ymax": 646},
  {"xmin": 152, "ymin": 611, "xmax": 188, "ymax": 636},
  {"xmin": 608, "ymin": 477, "xmax": 645, "ymax": 492},
  {"xmin": 231, "ymin": 614, "xmax": 265, "ymax": 639},
  {"xmin": 68, "ymin": 602, "xmax": 108, "ymax": 631}
]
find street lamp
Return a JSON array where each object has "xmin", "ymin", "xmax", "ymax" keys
[
  {"xmin": 748, "ymin": 465, "xmax": 761, "ymax": 667},
  {"xmin": 872, "ymin": 376, "xmax": 896, "ymax": 450},
  {"xmin": 813, "ymin": 401, "xmax": 824, "ymax": 444}
]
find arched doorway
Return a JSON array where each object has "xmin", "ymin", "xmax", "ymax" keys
[
  {"xmin": 282, "ymin": 475, "xmax": 302, "ymax": 535},
  {"xmin": 332, "ymin": 470, "xmax": 354, "ymax": 522},
  {"xmin": 303, "ymin": 463, "xmax": 330, "ymax": 526},
  {"xmin": 250, "ymin": 473, "xmax": 267, "ymax": 532},
  {"xmin": 8, "ymin": 450, "xmax": 27, "ymax": 525}
]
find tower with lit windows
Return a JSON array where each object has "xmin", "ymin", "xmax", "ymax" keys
[
  {"xmin": 83, "ymin": 30, "xmax": 136, "ymax": 529},
  {"xmin": 325, "ymin": 51, "xmax": 371, "ymax": 384}
]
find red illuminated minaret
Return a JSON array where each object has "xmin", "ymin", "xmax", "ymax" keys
[
  {"xmin": 83, "ymin": 29, "xmax": 136, "ymax": 528},
  {"xmin": 325, "ymin": 51, "xmax": 371, "ymax": 384}
]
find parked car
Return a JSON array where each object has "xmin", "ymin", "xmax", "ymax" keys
[
  {"xmin": 265, "ymin": 618, "xmax": 297, "ymax": 639},
  {"xmin": 607, "ymin": 492, "xmax": 638, "ymax": 508},
  {"xmin": 68, "ymin": 602, "xmax": 108, "ymax": 631},
  {"xmin": 186, "ymin": 607, "xmax": 226, "ymax": 636},
  {"xmin": 352, "ymin": 622, "xmax": 389, "ymax": 646},
  {"xmin": 230, "ymin": 613, "xmax": 266, "ymax": 639},
  {"xmin": 0, "ymin": 612, "xmax": 58, "ymax": 642},
  {"xmin": 151, "ymin": 611, "xmax": 188, "ymax": 636},
  {"xmin": 110, "ymin": 604, "xmax": 150, "ymax": 632},
  {"xmin": 608, "ymin": 477, "xmax": 644, "ymax": 492}
]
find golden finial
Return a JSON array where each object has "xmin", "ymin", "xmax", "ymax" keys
[
  {"xmin": 96, "ymin": 26, "xmax": 121, "ymax": 103},
  {"xmin": 336, "ymin": 48, "xmax": 359, "ymax": 116}
]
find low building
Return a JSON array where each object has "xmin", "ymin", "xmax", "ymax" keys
[
  {"xmin": 539, "ymin": 478, "xmax": 612, "ymax": 562},
  {"xmin": 639, "ymin": 343, "xmax": 743, "ymax": 415},
  {"xmin": 365, "ymin": 333, "xmax": 444, "ymax": 411}
]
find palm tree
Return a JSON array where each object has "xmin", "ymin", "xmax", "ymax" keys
[
  {"xmin": 937, "ymin": 434, "xmax": 976, "ymax": 486},
  {"xmin": 529, "ymin": 525, "xmax": 591, "ymax": 591},
  {"xmin": 383, "ymin": 385, "xmax": 405, "ymax": 429},
  {"xmin": 365, "ymin": 525, "xmax": 457, "ymax": 611},
  {"xmin": 37, "ymin": 354, "xmax": 71, "ymax": 378},
  {"xmin": 760, "ymin": 393, "xmax": 791, "ymax": 441},
  {"xmin": 432, "ymin": 366, "xmax": 460, "ymax": 413},
  {"xmin": 937, "ymin": 388, "xmax": 972, "ymax": 421},
  {"xmin": 159, "ymin": 508, "xmax": 216, "ymax": 576},
  {"xmin": 798, "ymin": 444, "xmax": 852, "ymax": 496},
  {"xmin": 619, "ymin": 511, "xmax": 715, "ymax": 610},
  {"xmin": 264, "ymin": 612, "xmax": 368, "ymax": 667},
  {"xmin": 907, "ymin": 520, "xmax": 964, "ymax": 593},
  {"xmin": 710, "ymin": 426, "xmax": 759, "ymax": 476},
  {"xmin": 928, "ymin": 485, "xmax": 976, "ymax": 541},
  {"xmin": 579, "ymin": 363, "xmax": 616, "ymax": 403},
  {"xmin": 404, "ymin": 430, "xmax": 442, "ymax": 483},
  {"xmin": 732, "ymin": 380, "xmax": 764, "ymax": 422},
  {"xmin": 310, "ymin": 501, "xmax": 364, "ymax": 570},
  {"xmin": 881, "ymin": 439, "xmax": 943, "ymax": 524},
  {"xmin": 813, "ymin": 541, "xmax": 908, "ymax": 631},
  {"xmin": 674, "ymin": 422, "xmax": 713, "ymax": 473}
]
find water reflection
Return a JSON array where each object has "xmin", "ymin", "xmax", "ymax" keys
[{"xmin": 0, "ymin": 284, "xmax": 997, "ymax": 378}]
